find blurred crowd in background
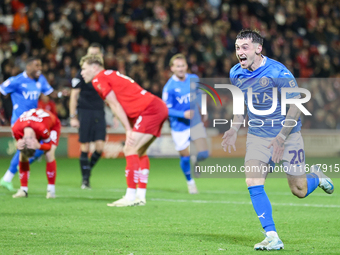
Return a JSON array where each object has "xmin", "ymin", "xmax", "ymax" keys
[{"xmin": 0, "ymin": 0, "xmax": 339, "ymax": 130}]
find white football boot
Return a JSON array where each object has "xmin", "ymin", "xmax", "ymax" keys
[
  {"xmin": 135, "ymin": 197, "xmax": 146, "ymax": 206},
  {"xmin": 12, "ymin": 189, "xmax": 28, "ymax": 198},
  {"xmin": 46, "ymin": 191, "xmax": 56, "ymax": 199},
  {"xmin": 187, "ymin": 180, "xmax": 198, "ymax": 194},
  {"xmin": 254, "ymin": 234, "xmax": 284, "ymax": 251},
  {"xmin": 311, "ymin": 165, "xmax": 334, "ymax": 194},
  {"xmin": 107, "ymin": 196, "xmax": 138, "ymax": 207}
]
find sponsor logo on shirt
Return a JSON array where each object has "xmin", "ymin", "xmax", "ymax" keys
[
  {"xmin": 23, "ymin": 91, "xmax": 40, "ymax": 100},
  {"xmin": 176, "ymin": 94, "xmax": 190, "ymax": 104}
]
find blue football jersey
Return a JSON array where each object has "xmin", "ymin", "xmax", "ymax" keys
[
  {"xmin": 162, "ymin": 73, "xmax": 202, "ymax": 132},
  {"xmin": 0, "ymin": 71, "xmax": 53, "ymax": 125},
  {"xmin": 230, "ymin": 57, "xmax": 301, "ymax": 138}
]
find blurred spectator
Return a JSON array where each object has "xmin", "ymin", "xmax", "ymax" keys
[
  {"xmin": 0, "ymin": 98, "xmax": 9, "ymax": 126},
  {"xmin": 12, "ymin": 7, "xmax": 29, "ymax": 32},
  {"xmin": 38, "ymin": 94, "xmax": 57, "ymax": 116},
  {"xmin": 0, "ymin": 0, "xmax": 339, "ymax": 129}
]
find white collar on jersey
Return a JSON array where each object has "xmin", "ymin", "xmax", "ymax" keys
[
  {"xmin": 23, "ymin": 71, "xmax": 28, "ymax": 78},
  {"xmin": 172, "ymin": 73, "xmax": 187, "ymax": 82},
  {"xmin": 260, "ymin": 55, "xmax": 267, "ymax": 67}
]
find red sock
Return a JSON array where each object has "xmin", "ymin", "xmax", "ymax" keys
[
  {"xmin": 19, "ymin": 161, "xmax": 30, "ymax": 187},
  {"xmin": 125, "ymin": 155, "xmax": 139, "ymax": 189},
  {"xmin": 46, "ymin": 160, "xmax": 57, "ymax": 185},
  {"xmin": 138, "ymin": 155, "xmax": 150, "ymax": 189}
]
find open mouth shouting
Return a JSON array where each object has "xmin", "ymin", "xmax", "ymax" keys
[{"xmin": 239, "ymin": 56, "xmax": 247, "ymax": 66}]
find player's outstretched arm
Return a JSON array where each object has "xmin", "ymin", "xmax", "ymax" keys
[
  {"xmin": 221, "ymin": 115, "xmax": 244, "ymax": 153},
  {"xmin": 268, "ymin": 104, "xmax": 302, "ymax": 163}
]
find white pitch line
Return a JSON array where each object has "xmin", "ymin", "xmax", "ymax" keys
[
  {"xmin": 201, "ymin": 190, "xmax": 337, "ymax": 197},
  {"xmin": 55, "ymin": 188, "xmax": 338, "ymax": 197},
  {"xmin": 149, "ymin": 198, "xmax": 340, "ymax": 208}
]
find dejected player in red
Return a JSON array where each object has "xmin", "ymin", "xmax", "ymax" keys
[
  {"xmin": 11, "ymin": 108, "xmax": 61, "ymax": 199},
  {"xmin": 80, "ymin": 54, "xmax": 168, "ymax": 207}
]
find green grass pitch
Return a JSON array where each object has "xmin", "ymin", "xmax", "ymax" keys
[{"xmin": 0, "ymin": 157, "xmax": 339, "ymax": 254}]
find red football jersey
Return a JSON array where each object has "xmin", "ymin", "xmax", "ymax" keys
[
  {"xmin": 12, "ymin": 108, "xmax": 58, "ymax": 143},
  {"xmin": 38, "ymin": 100, "xmax": 57, "ymax": 116},
  {"xmin": 92, "ymin": 70, "xmax": 155, "ymax": 118}
]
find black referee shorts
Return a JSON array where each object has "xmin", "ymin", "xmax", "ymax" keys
[{"xmin": 78, "ymin": 108, "xmax": 106, "ymax": 143}]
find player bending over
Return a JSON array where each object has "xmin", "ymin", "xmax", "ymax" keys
[
  {"xmin": 80, "ymin": 54, "xmax": 168, "ymax": 207},
  {"xmin": 162, "ymin": 54, "xmax": 209, "ymax": 194},
  {"xmin": 0, "ymin": 57, "xmax": 53, "ymax": 191},
  {"xmin": 221, "ymin": 29, "xmax": 334, "ymax": 251},
  {"xmin": 12, "ymin": 108, "xmax": 61, "ymax": 199}
]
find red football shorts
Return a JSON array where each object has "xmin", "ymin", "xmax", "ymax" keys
[
  {"xmin": 50, "ymin": 118, "xmax": 61, "ymax": 146},
  {"xmin": 130, "ymin": 97, "xmax": 168, "ymax": 137}
]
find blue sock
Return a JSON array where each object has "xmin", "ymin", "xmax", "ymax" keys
[
  {"xmin": 197, "ymin": 150, "xmax": 209, "ymax": 162},
  {"xmin": 8, "ymin": 150, "xmax": 20, "ymax": 174},
  {"xmin": 305, "ymin": 173, "xmax": 319, "ymax": 197},
  {"xmin": 180, "ymin": 156, "xmax": 191, "ymax": 181},
  {"xmin": 29, "ymin": 149, "xmax": 44, "ymax": 164},
  {"xmin": 248, "ymin": 185, "xmax": 276, "ymax": 232}
]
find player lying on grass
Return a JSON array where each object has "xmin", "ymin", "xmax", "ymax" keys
[
  {"xmin": 221, "ymin": 29, "xmax": 334, "ymax": 251},
  {"xmin": 12, "ymin": 108, "xmax": 61, "ymax": 199},
  {"xmin": 80, "ymin": 54, "xmax": 168, "ymax": 207},
  {"xmin": 162, "ymin": 54, "xmax": 209, "ymax": 194}
]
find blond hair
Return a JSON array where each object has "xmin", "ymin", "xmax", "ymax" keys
[
  {"xmin": 169, "ymin": 53, "xmax": 186, "ymax": 66},
  {"xmin": 79, "ymin": 54, "xmax": 104, "ymax": 67}
]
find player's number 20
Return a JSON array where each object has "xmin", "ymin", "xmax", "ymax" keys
[{"xmin": 289, "ymin": 149, "xmax": 304, "ymax": 164}]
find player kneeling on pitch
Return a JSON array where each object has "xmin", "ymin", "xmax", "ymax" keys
[
  {"xmin": 80, "ymin": 54, "xmax": 168, "ymax": 207},
  {"xmin": 12, "ymin": 108, "xmax": 61, "ymax": 199}
]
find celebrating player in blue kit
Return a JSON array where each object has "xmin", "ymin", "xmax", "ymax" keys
[
  {"xmin": 0, "ymin": 57, "xmax": 53, "ymax": 191},
  {"xmin": 221, "ymin": 29, "xmax": 334, "ymax": 251},
  {"xmin": 162, "ymin": 54, "xmax": 209, "ymax": 194}
]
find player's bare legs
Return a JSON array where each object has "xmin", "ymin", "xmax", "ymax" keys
[
  {"xmin": 45, "ymin": 145, "xmax": 57, "ymax": 198},
  {"xmin": 245, "ymin": 160, "xmax": 284, "ymax": 250},
  {"xmin": 286, "ymin": 166, "xmax": 334, "ymax": 198},
  {"xmin": 193, "ymin": 138, "xmax": 208, "ymax": 153},
  {"xmin": 286, "ymin": 174, "xmax": 308, "ymax": 198},
  {"xmin": 244, "ymin": 160, "xmax": 267, "ymax": 187},
  {"xmin": 12, "ymin": 151, "xmax": 30, "ymax": 198},
  {"xmin": 108, "ymin": 132, "xmax": 155, "ymax": 207}
]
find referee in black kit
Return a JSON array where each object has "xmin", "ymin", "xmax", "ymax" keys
[{"xmin": 69, "ymin": 43, "xmax": 106, "ymax": 189}]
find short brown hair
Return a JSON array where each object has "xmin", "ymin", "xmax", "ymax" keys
[
  {"xmin": 79, "ymin": 54, "xmax": 104, "ymax": 67},
  {"xmin": 88, "ymin": 43, "xmax": 104, "ymax": 54},
  {"xmin": 169, "ymin": 53, "xmax": 186, "ymax": 66},
  {"xmin": 236, "ymin": 29, "xmax": 264, "ymax": 45},
  {"xmin": 22, "ymin": 145, "xmax": 36, "ymax": 158},
  {"xmin": 26, "ymin": 56, "xmax": 41, "ymax": 65}
]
